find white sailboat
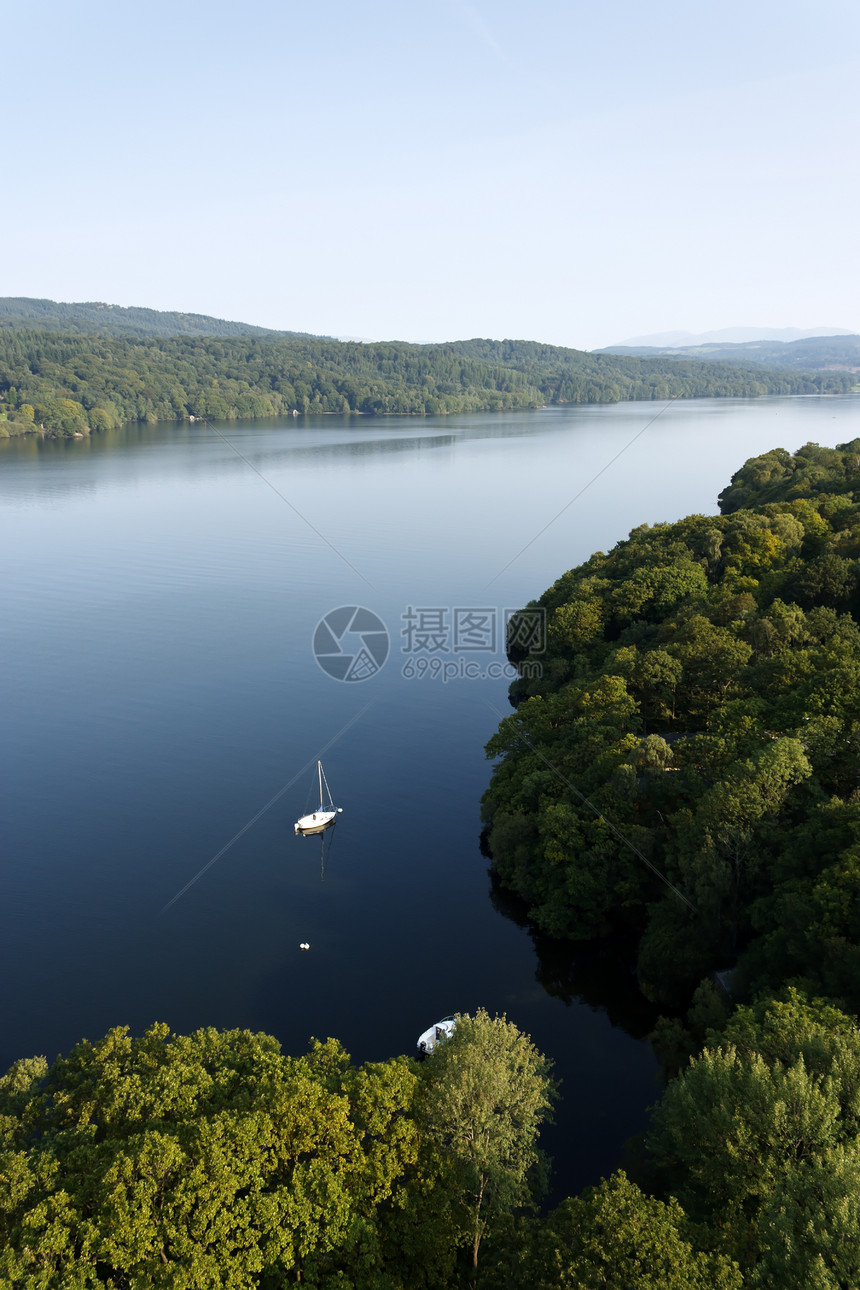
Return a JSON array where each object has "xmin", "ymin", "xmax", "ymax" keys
[{"xmin": 294, "ymin": 761, "xmax": 342, "ymax": 836}]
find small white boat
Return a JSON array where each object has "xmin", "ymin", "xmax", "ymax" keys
[
  {"xmin": 417, "ymin": 1015, "xmax": 456, "ymax": 1057},
  {"xmin": 294, "ymin": 761, "xmax": 342, "ymax": 836}
]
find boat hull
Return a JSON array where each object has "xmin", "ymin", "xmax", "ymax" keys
[
  {"xmin": 295, "ymin": 811, "xmax": 337, "ymax": 836},
  {"xmin": 417, "ymin": 1016, "xmax": 456, "ymax": 1056}
]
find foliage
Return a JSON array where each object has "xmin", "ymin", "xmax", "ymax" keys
[
  {"xmin": 719, "ymin": 439, "xmax": 860, "ymax": 512},
  {"xmin": 0, "ymin": 1016, "xmax": 561, "ymax": 1288},
  {"xmin": 0, "ymin": 325, "xmax": 852, "ymax": 438},
  {"xmin": 484, "ymin": 439, "xmax": 860, "ymax": 1003},
  {"xmin": 481, "ymin": 1171, "xmax": 742, "ymax": 1288},
  {"xmin": 0, "ymin": 1024, "xmax": 460, "ymax": 1289},
  {"xmin": 481, "ymin": 438, "xmax": 860, "ymax": 1282},
  {"xmin": 421, "ymin": 1010, "xmax": 555, "ymax": 1270},
  {"xmin": 647, "ymin": 990, "xmax": 860, "ymax": 1281}
]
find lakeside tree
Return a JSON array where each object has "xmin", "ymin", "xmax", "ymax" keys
[
  {"xmin": 647, "ymin": 990, "xmax": 860, "ymax": 1281},
  {"xmin": 482, "ymin": 1171, "xmax": 742, "ymax": 1289},
  {"xmin": 0, "ymin": 1024, "xmax": 460, "ymax": 1288},
  {"xmin": 421, "ymin": 1010, "xmax": 555, "ymax": 1273},
  {"xmin": 0, "ymin": 1017, "xmax": 561, "ymax": 1288},
  {"xmin": 477, "ymin": 441, "xmax": 860, "ymax": 1283}
]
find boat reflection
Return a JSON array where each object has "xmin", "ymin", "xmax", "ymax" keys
[{"xmin": 314, "ymin": 824, "xmax": 337, "ymax": 882}]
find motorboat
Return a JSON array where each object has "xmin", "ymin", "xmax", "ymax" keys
[{"xmin": 416, "ymin": 1015, "xmax": 456, "ymax": 1057}]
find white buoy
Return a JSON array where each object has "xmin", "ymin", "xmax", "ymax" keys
[{"xmin": 299, "ymin": 942, "xmax": 310, "ymax": 950}]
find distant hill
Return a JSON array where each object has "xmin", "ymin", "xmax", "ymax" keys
[
  {"xmin": 0, "ymin": 316, "xmax": 854, "ymax": 439},
  {"xmin": 0, "ymin": 297, "xmax": 323, "ymax": 341},
  {"xmin": 598, "ymin": 334, "xmax": 860, "ymax": 373},
  {"xmin": 613, "ymin": 325, "xmax": 854, "ymax": 346}
]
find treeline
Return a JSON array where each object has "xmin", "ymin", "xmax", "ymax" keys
[
  {"xmin": 447, "ymin": 335, "xmax": 857, "ymax": 398},
  {"xmin": 8, "ymin": 997, "xmax": 860, "ymax": 1284},
  {"xmin": 0, "ymin": 1010, "xmax": 746, "ymax": 1288},
  {"xmin": 0, "ymin": 327, "xmax": 852, "ymax": 439},
  {"xmin": 0, "ymin": 296, "xmax": 311, "ymax": 341},
  {"xmin": 477, "ymin": 439, "xmax": 860, "ymax": 1283}
]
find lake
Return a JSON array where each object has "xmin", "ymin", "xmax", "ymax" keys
[{"xmin": 2, "ymin": 393, "xmax": 858, "ymax": 1200}]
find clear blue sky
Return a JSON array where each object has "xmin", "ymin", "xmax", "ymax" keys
[{"xmin": 6, "ymin": 0, "xmax": 858, "ymax": 348}]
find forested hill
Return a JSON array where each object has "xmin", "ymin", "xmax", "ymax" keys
[
  {"xmin": 718, "ymin": 439, "xmax": 860, "ymax": 510},
  {"xmin": 598, "ymin": 332, "xmax": 860, "ymax": 372},
  {"xmin": 445, "ymin": 336, "xmax": 855, "ymax": 401},
  {"xmin": 0, "ymin": 296, "xmax": 319, "ymax": 340},
  {"xmin": 0, "ymin": 326, "xmax": 854, "ymax": 438},
  {"xmin": 485, "ymin": 438, "xmax": 860, "ymax": 1012},
  {"xmin": 479, "ymin": 439, "xmax": 860, "ymax": 1282}
]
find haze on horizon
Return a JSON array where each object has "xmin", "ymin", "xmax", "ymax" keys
[{"xmin": 4, "ymin": 0, "xmax": 858, "ymax": 352}]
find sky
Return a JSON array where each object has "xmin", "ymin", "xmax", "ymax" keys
[{"xmin": 5, "ymin": 0, "xmax": 859, "ymax": 349}]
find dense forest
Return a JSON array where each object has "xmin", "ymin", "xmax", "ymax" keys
[
  {"xmin": 0, "ymin": 1009, "xmax": 746, "ymax": 1288},
  {"xmin": 480, "ymin": 439, "xmax": 860, "ymax": 1283},
  {"xmin": 486, "ymin": 440, "xmax": 860, "ymax": 1004},
  {"xmin": 600, "ymin": 333, "xmax": 860, "ymax": 372},
  {"xmin": 7, "ymin": 443, "xmax": 860, "ymax": 1285},
  {"xmin": 0, "ymin": 297, "xmax": 313, "ymax": 341},
  {"xmin": 0, "ymin": 325, "xmax": 853, "ymax": 439}
]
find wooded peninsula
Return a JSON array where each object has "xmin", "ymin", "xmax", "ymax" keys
[
  {"xmin": 0, "ymin": 316, "xmax": 853, "ymax": 439},
  {"xmin": 480, "ymin": 439, "xmax": 860, "ymax": 1284}
]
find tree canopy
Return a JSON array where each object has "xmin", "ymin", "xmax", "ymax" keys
[
  {"xmin": 483, "ymin": 438, "xmax": 860, "ymax": 1005},
  {"xmin": 647, "ymin": 990, "xmax": 860, "ymax": 1283},
  {"xmin": 0, "ymin": 1016, "xmax": 559, "ymax": 1289},
  {"xmin": 0, "ymin": 326, "xmax": 851, "ymax": 438},
  {"xmin": 422, "ymin": 1010, "xmax": 555, "ymax": 1269},
  {"xmin": 482, "ymin": 1171, "xmax": 742, "ymax": 1289},
  {"xmin": 480, "ymin": 437, "xmax": 860, "ymax": 1284}
]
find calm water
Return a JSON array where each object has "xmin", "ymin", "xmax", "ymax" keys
[{"xmin": 2, "ymin": 395, "xmax": 858, "ymax": 1199}]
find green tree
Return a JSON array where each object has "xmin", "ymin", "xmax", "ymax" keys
[
  {"xmin": 0, "ymin": 1023, "xmax": 460, "ymax": 1289},
  {"xmin": 421, "ymin": 1010, "xmax": 555, "ymax": 1273},
  {"xmin": 484, "ymin": 1171, "xmax": 742, "ymax": 1289},
  {"xmin": 647, "ymin": 991, "xmax": 860, "ymax": 1270},
  {"xmin": 752, "ymin": 1141, "xmax": 860, "ymax": 1288}
]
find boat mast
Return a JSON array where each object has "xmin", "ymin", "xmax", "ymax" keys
[
  {"xmin": 319, "ymin": 761, "xmax": 334, "ymax": 809},
  {"xmin": 318, "ymin": 760, "xmax": 323, "ymax": 808}
]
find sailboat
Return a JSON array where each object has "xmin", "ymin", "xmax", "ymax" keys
[{"xmin": 294, "ymin": 761, "xmax": 342, "ymax": 836}]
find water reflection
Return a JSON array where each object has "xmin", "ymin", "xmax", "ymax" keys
[
  {"xmin": 308, "ymin": 825, "xmax": 337, "ymax": 882},
  {"xmin": 488, "ymin": 874, "xmax": 661, "ymax": 1041}
]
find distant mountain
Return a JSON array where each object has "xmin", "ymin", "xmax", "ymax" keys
[
  {"xmin": 597, "ymin": 334, "xmax": 860, "ymax": 373},
  {"xmin": 0, "ymin": 297, "xmax": 324, "ymax": 341},
  {"xmin": 612, "ymin": 326, "xmax": 855, "ymax": 347}
]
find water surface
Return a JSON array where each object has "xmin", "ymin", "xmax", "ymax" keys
[{"xmin": 2, "ymin": 395, "xmax": 858, "ymax": 1198}]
